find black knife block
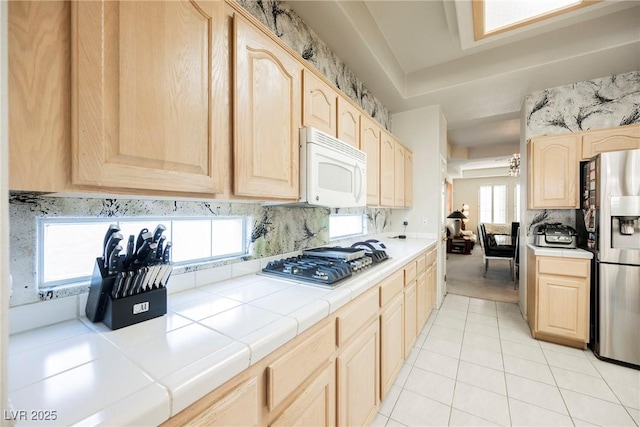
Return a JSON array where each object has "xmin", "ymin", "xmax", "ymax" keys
[{"xmin": 85, "ymin": 257, "xmax": 167, "ymax": 330}]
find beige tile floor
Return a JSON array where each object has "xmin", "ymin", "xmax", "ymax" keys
[{"xmin": 373, "ymin": 294, "xmax": 640, "ymax": 427}]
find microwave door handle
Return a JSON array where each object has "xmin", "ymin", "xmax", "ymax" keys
[{"xmin": 354, "ymin": 162, "xmax": 363, "ymax": 201}]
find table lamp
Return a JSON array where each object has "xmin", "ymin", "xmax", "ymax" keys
[{"xmin": 447, "ymin": 210, "xmax": 468, "ymax": 236}]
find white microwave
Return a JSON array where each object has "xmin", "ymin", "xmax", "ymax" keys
[{"xmin": 299, "ymin": 127, "xmax": 367, "ymax": 208}]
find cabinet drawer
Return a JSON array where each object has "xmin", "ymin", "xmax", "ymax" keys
[
  {"xmin": 186, "ymin": 378, "xmax": 258, "ymax": 427},
  {"xmin": 416, "ymin": 254, "xmax": 427, "ymax": 274},
  {"xmin": 404, "ymin": 261, "xmax": 417, "ymax": 285},
  {"xmin": 337, "ymin": 288, "xmax": 379, "ymax": 347},
  {"xmin": 267, "ymin": 322, "xmax": 335, "ymax": 411},
  {"xmin": 538, "ymin": 257, "xmax": 589, "ymax": 278},
  {"xmin": 427, "ymin": 248, "xmax": 437, "ymax": 265},
  {"xmin": 379, "ymin": 270, "xmax": 404, "ymax": 307}
]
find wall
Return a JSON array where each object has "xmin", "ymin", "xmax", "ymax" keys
[
  {"xmin": 452, "ymin": 175, "xmax": 520, "ymax": 235},
  {"xmin": 390, "ymin": 105, "xmax": 447, "ymax": 305},
  {"xmin": 8, "ymin": 0, "xmax": 395, "ymax": 309},
  {"xmin": 520, "ymin": 70, "xmax": 640, "ymax": 314}
]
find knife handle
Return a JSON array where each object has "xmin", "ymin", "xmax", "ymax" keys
[
  {"xmin": 152, "ymin": 224, "xmax": 166, "ymax": 243},
  {"xmin": 125, "ymin": 235, "xmax": 135, "ymax": 265},
  {"xmin": 107, "ymin": 245, "xmax": 123, "ymax": 275},
  {"xmin": 156, "ymin": 236, "xmax": 166, "ymax": 261},
  {"xmin": 135, "ymin": 228, "xmax": 149, "ymax": 252},
  {"xmin": 111, "ymin": 271, "xmax": 125, "ymax": 299},
  {"xmin": 103, "ymin": 224, "xmax": 121, "ymax": 252},
  {"xmin": 104, "ymin": 232, "xmax": 124, "ymax": 269},
  {"xmin": 162, "ymin": 242, "xmax": 172, "ymax": 263}
]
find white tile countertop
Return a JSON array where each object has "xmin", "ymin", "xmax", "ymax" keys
[
  {"xmin": 7, "ymin": 236, "xmax": 436, "ymax": 426},
  {"xmin": 526, "ymin": 243, "xmax": 594, "ymax": 259}
]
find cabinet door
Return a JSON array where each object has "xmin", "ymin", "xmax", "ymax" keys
[
  {"xmin": 303, "ymin": 70, "xmax": 337, "ymax": 136},
  {"xmin": 394, "ymin": 142, "xmax": 405, "ymax": 207},
  {"xmin": 337, "ymin": 97, "xmax": 360, "ymax": 148},
  {"xmin": 528, "ymin": 134, "xmax": 579, "ymax": 209},
  {"xmin": 360, "ymin": 116, "xmax": 381, "ymax": 206},
  {"xmin": 537, "ymin": 274, "xmax": 588, "ymax": 342},
  {"xmin": 234, "ymin": 16, "xmax": 301, "ymax": 200},
  {"xmin": 72, "ymin": 1, "xmax": 227, "ymax": 194},
  {"xmin": 404, "ymin": 281, "xmax": 417, "ymax": 357},
  {"xmin": 380, "ymin": 293, "xmax": 404, "ymax": 399},
  {"xmin": 336, "ymin": 321, "xmax": 379, "ymax": 427},
  {"xmin": 187, "ymin": 378, "xmax": 259, "ymax": 427},
  {"xmin": 271, "ymin": 362, "xmax": 335, "ymax": 427},
  {"xmin": 582, "ymin": 124, "xmax": 640, "ymax": 159},
  {"xmin": 380, "ymin": 133, "xmax": 395, "ymax": 207},
  {"xmin": 404, "ymin": 149, "xmax": 414, "ymax": 208},
  {"xmin": 416, "ymin": 271, "xmax": 428, "ymax": 330}
]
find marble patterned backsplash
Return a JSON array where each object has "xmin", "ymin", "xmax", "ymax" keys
[
  {"xmin": 237, "ymin": 0, "xmax": 391, "ymax": 130},
  {"xmin": 524, "ymin": 71, "xmax": 640, "ymax": 237},
  {"xmin": 9, "ymin": 193, "xmax": 391, "ymax": 307}
]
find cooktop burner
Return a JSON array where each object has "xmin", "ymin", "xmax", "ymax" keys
[
  {"xmin": 262, "ymin": 255, "xmax": 353, "ymax": 285},
  {"xmin": 261, "ymin": 240, "xmax": 389, "ymax": 286}
]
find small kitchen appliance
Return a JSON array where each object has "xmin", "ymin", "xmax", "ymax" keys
[
  {"xmin": 533, "ymin": 223, "xmax": 578, "ymax": 248},
  {"xmin": 298, "ymin": 126, "xmax": 367, "ymax": 207},
  {"xmin": 261, "ymin": 239, "xmax": 389, "ymax": 286}
]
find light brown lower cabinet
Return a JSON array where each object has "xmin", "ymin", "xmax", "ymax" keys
[
  {"xmin": 162, "ymin": 247, "xmax": 438, "ymax": 427},
  {"xmin": 185, "ymin": 377, "xmax": 259, "ymax": 427},
  {"xmin": 270, "ymin": 362, "xmax": 335, "ymax": 427},
  {"xmin": 380, "ymin": 293, "xmax": 404, "ymax": 400},
  {"xmin": 336, "ymin": 320, "xmax": 380, "ymax": 427},
  {"xmin": 404, "ymin": 281, "xmax": 417, "ymax": 357},
  {"xmin": 527, "ymin": 248, "xmax": 590, "ymax": 348}
]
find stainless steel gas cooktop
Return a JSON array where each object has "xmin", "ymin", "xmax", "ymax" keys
[{"xmin": 261, "ymin": 239, "xmax": 389, "ymax": 286}]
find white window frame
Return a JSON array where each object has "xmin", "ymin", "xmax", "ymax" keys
[
  {"xmin": 37, "ymin": 216, "xmax": 247, "ymax": 289},
  {"xmin": 478, "ymin": 184, "xmax": 508, "ymax": 224},
  {"xmin": 329, "ymin": 214, "xmax": 367, "ymax": 240}
]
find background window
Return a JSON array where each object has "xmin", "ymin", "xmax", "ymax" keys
[
  {"xmin": 478, "ymin": 185, "xmax": 507, "ymax": 224},
  {"xmin": 329, "ymin": 214, "xmax": 366, "ymax": 240},
  {"xmin": 38, "ymin": 216, "xmax": 247, "ymax": 288}
]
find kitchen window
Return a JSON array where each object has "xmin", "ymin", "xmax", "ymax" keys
[
  {"xmin": 329, "ymin": 214, "xmax": 367, "ymax": 240},
  {"xmin": 38, "ymin": 216, "xmax": 247, "ymax": 288},
  {"xmin": 478, "ymin": 184, "xmax": 507, "ymax": 224}
]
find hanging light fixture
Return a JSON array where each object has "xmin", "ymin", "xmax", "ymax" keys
[{"xmin": 508, "ymin": 153, "xmax": 521, "ymax": 177}]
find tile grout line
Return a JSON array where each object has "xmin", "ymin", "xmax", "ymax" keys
[{"xmin": 445, "ymin": 299, "xmax": 468, "ymax": 425}]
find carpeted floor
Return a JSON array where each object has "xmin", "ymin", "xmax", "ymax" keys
[{"xmin": 446, "ymin": 245, "xmax": 519, "ymax": 303}]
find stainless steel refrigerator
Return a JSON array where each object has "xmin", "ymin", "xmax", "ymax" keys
[{"xmin": 578, "ymin": 149, "xmax": 640, "ymax": 369}]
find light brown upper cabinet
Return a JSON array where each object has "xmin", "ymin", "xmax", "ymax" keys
[
  {"xmin": 9, "ymin": 1, "xmax": 71, "ymax": 192},
  {"xmin": 302, "ymin": 69, "xmax": 337, "ymax": 136},
  {"xmin": 380, "ymin": 132, "xmax": 395, "ymax": 207},
  {"xmin": 337, "ymin": 97, "xmax": 361, "ymax": 149},
  {"xmin": 581, "ymin": 123, "xmax": 640, "ymax": 159},
  {"xmin": 360, "ymin": 116, "xmax": 381, "ymax": 206},
  {"xmin": 234, "ymin": 15, "xmax": 302, "ymax": 200},
  {"xmin": 71, "ymin": 1, "xmax": 228, "ymax": 194},
  {"xmin": 528, "ymin": 134, "xmax": 580, "ymax": 209},
  {"xmin": 404, "ymin": 149, "xmax": 414, "ymax": 208},
  {"xmin": 394, "ymin": 142, "xmax": 405, "ymax": 207}
]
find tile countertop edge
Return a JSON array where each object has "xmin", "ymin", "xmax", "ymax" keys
[
  {"xmin": 8, "ymin": 238, "xmax": 437, "ymax": 425},
  {"xmin": 526, "ymin": 244, "xmax": 594, "ymax": 259}
]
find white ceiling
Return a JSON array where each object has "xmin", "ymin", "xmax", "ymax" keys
[{"xmin": 285, "ymin": 0, "xmax": 640, "ymax": 176}]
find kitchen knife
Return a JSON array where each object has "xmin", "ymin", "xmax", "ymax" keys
[
  {"xmin": 139, "ymin": 265, "xmax": 155, "ymax": 293},
  {"xmin": 135, "ymin": 228, "xmax": 149, "ymax": 252},
  {"xmin": 120, "ymin": 270, "xmax": 135, "ymax": 298},
  {"xmin": 147, "ymin": 264, "xmax": 163, "ymax": 290},
  {"xmin": 162, "ymin": 242, "xmax": 172, "ymax": 263},
  {"xmin": 107, "ymin": 244, "xmax": 123, "ymax": 275},
  {"xmin": 157, "ymin": 264, "xmax": 173, "ymax": 288},
  {"xmin": 155, "ymin": 236, "xmax": 166, "ymax": 261},
  {"xmin": 103, "ymin": 224, "xmax": 121, "ymax": 253},
  {"xmin": 134, "ymin": 239, "xmax": 153, "ymax": 265},
  {"xmin": 152, "ymin": 224, "xmax": 166, "ymax": 243},
  {"xmin": 103, "ymin": 232, "xmax": 124, "ymax": 269},
  {"xmin": 111, "ymin": 271, "xmax": 125, "ymax": 299},
  {"xmin": 129, "ymin": 268, "xmax": 145, "ymax": 296},
  {"xmin": 125, "ymin": 234, "xmax": 135, "ymax": 266}
]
